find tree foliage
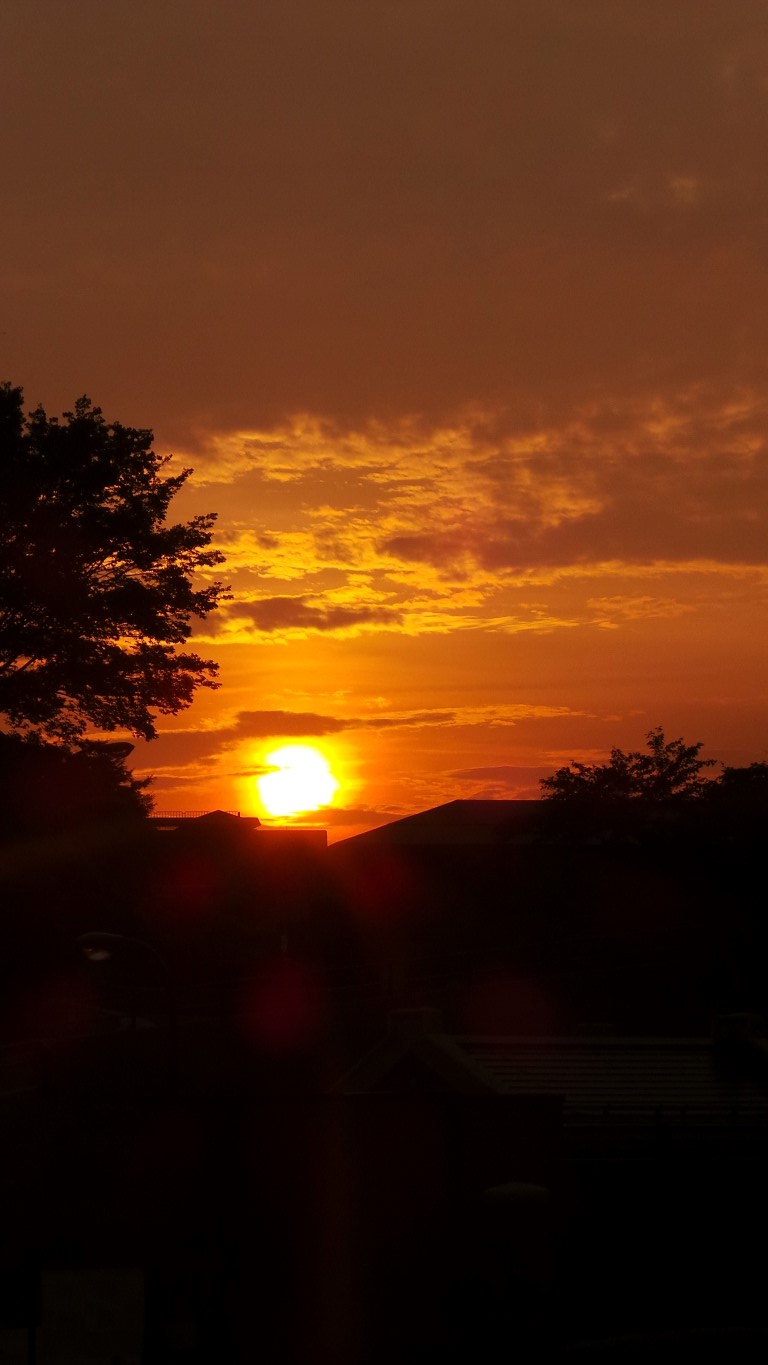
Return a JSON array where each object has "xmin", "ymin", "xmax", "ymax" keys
[
  {"xmin": 540, "ymin": 727, "xmax": 717, "ymax": 803},
  {"xmin": 717, "ymin": 761, "xmax": 768, "ymax": 797},
  {"xmin": 703, "ymin": 761, "xmax": 768, "ymax": 844},
  {"xmin": 0, "ymin": 383, "xmax": 226, "ymax": 741},
  {"xmin": 0, "ymin": 732, "xmax": 152, "ymax": 837}
]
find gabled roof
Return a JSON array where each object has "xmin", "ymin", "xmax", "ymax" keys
[
  {"xmin": 151, "ymin": 809, "xmax": 261, "ymax": 832},
  {"xmin": 193, "ymin": 809, "xmax": 260, "ymax": 827}
]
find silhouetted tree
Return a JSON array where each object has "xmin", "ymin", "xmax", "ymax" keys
[
  {"xmin": 716, "ymin": 761, "xmax": 768, "ymax": 798},
  {"xmin": 0, "ymin": 383, "xmax": 226, "ymax": 741},
  {"xmin": 0, "ymin": 731, "xmax": 151, "ymax": 837},
  {"xmin": 701, "ymin": 761, "xmax": 768, "ymax": 847},
  {"xmin": 540, "ymin": 727, "xmax": 716, "ymax": 803}
]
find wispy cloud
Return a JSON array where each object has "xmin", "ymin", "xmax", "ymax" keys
[{"xmin": 449, "ymin": 764, "xmax": 553, "ymax": 800}]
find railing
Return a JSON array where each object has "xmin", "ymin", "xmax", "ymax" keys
[{"xmin": 151, "ymin": 810, "xmax": 241, "ymax": 819}]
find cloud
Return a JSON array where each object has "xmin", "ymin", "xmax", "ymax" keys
[
  {"xmin": 446, "ymin": 763, "xmax": 554, "ymax": 801},
  {"xmin": 168, "ymin": 384, "xmax": 768, "ymax": 688},
  {"xmin": 188, "ymin": 387, "xmax": 768, "ymax": 624},
  {"xmin": 7, "ymin": 1, "xmax": 768, "ymax": 830},
  {"xmin": 6, "ymin": 2, "xmax": 768, "ymax": 451},
  {"xmin": 370, "ymin": 392, "xmax": 768, "ymax": 576},
  {"xmin": 131, "ymin": 710, "xmax": 351, "ymax": 769},
  {"xmin": 232, "ymin": 710, "xmax": 350, "ymax": 739},
  {"xmin": 137, "ymin": 707, "xmax": 457, "ymax": 769},
  {"xmin": 234, "ymin": 596, "xmax": 402, "ymax": 633},
  {"xmin": 451, "ymin": 765, "xmax": 553, "ymax": 784},
  {"xmin": 138, "ymin": 702, "xmax": 581, "ymax": 775},
  {"xmin": 288, "ymin": 805, "xmax": 397, "ymax": 829},
  {"xmin": 585, "ymin": 595, "xmax": 695, "ymax": 624},
  {"xmin": 359, "ymin": 710, "xmax": 457, "ymax": 730}
]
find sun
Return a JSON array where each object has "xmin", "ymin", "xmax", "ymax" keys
[{"xmin": 256, "ymin": 744, "xmax": 340, "ymax": 818}]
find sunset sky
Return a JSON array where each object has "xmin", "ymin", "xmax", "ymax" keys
[{"xmin": 3, "ymin": 1, "xmax": 767, "ymax": 839}]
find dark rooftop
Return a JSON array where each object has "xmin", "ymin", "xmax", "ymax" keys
[{"xmin": 334, "ymin": 798, "xmax": 544, "ymax": 847}]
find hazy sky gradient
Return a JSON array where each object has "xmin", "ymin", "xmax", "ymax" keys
[{"xmin": 3, "ymin": 1, "xmax": 767, "ymax": 835}]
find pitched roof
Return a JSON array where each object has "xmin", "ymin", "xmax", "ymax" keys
[{"xmin": 334, "ymin": 799, "xmax": 544, "ymax": 847}]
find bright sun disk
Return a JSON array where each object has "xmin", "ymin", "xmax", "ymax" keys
[{"xmin": 256, "ymin": 744, "xmax": 339, "ymax": 818}]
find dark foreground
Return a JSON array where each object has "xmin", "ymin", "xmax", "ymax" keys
[
  {"xmin": 3, "ymin": 1006, "xmax": 768, "ymax": 1363},
  {"xmin": 1, "ymin": 815, "xmax": 767, "ymax": 1361}
]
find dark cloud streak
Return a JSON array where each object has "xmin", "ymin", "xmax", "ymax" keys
[
  {"xmin": 143, "ymin": 707, "xmax": 463, "ymax": 767},
  {"xmin": 236, "ymin": 597, "xmax": 402, "ymax": 632}
]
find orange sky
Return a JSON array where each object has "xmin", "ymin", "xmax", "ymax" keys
[{"xmin": 3, "ymin": 1, "xmax": 767, "ymax": 839}]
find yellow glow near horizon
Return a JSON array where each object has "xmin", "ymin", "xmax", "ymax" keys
[{"xmin": 256, "ymin": 744, "xmax": 340, "ymax": 818}]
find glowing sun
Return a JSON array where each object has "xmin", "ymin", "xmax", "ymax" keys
[{"xmin": 257, "ymin": 744, "xmax": 339, "ymax": 818}]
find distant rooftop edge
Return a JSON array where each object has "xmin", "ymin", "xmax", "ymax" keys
[
  {"xmin": 149, "ymin": 809, "xmax": 327, "ymax": 847},
  {"xmin": 152, "ymin": 809, "xmax": 242, "ymax": 819}
]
